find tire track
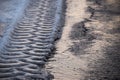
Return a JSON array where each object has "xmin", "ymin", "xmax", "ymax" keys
[{"xmin": 0, "ymin": 0, "xmax": 64, "ymax": 80}]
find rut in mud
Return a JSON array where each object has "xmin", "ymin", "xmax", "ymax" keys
[
  {"xmin": 0, "ymin": 0, "xmax": 120, "ymax": 80},
  {"xmin": 0, "ymin": 0, "xmax": 64, "ymax": 80}
]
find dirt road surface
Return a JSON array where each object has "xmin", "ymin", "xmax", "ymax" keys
[
  {"xmin": 46, "ymin": 0, "xmax": 92, "ymax": 80},
  {"xmin": 46, "ymin": 0, "xmax": 120, "ymax": 80},
  {"xmin": 0, "ymin": 0, "xmax": 120, "ymax": 80}
]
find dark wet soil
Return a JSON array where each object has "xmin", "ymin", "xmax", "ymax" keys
[
  {"xmin": 0, "ymin": 0, "xmax": 28, "ymax": 39},
  {"xmin": 70, "ymin": 0, "xmax": 120, "ymax": 80}
]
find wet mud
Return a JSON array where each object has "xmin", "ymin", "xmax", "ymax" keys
[{"xmin": 70, "ymin": 0, "xmax": 120, "ymax": 79}]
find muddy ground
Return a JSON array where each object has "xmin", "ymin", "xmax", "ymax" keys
[
  {"xmin": 47, "ymin": 0, "xmax": 120, "ymax": 80},
  {"xmin": 0, "ymin": 0, "xmax": 120, "ymax": 80},
  {"xmin": 0, "ymin": 0, "xmax": 28, "ymax": 39}
]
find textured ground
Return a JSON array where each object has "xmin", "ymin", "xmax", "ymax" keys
[
  {"xmin": 0, "ymin": 0, "xmax": 64, "ymax": 80},
  {"xmin": 0, "ymin": 0, "xmax": 120, "ymax": 80},
  {"xmin": 47, "ymin": 0, "xmax": 120, "ymax": 80},
  {"xmin": 0, "ymin": 0, "xmax": 28, "ymax": 39}
]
